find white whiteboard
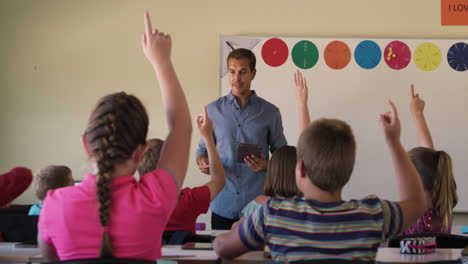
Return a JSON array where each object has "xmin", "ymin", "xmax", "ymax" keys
[{"xmin": 220, "ymin": 35, "xmax": 468, "ymax": 212}]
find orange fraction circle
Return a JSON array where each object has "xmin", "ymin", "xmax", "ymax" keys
[{"xmin": 324, "ymin": 41, "xmax": 351, "ymax": 70}]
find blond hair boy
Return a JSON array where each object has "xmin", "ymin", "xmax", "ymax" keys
[{"xmin": 29, "ymin": 165, "xmax": 73, "ymax": 215}]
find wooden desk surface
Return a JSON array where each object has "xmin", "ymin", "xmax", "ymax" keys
[
  {"xmin": 376, "ymin": 247, "xmax": 462, "ymax": 263},
  {"xmin": 0, "ymin": 242, "xmax": 40, "ymax": 263}
]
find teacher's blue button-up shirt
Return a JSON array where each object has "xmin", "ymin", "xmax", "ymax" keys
[{"xmin": 196, "ymin": 91, "xmax": 287, "ymax": 219}]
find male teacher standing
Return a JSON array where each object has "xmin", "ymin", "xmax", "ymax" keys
[{"xmin": 196, "ymin": 48, "xmax": 287, "ymax": 229}]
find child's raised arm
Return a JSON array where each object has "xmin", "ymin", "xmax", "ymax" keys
[
  {"xmin": 294, "ymin": 70, "xmax": 311, "ymax": 132},
  {"xmin": 197, "ymin": 106, "xmax": 226, "ymax": 200},
  {"xmin": 141, "ymin": 12, "xmax": 192, "ymax": 189},
  {"xmin": 379, "ymin": 100, "xmax": 425, "ymax": 231},
  {"xmin": 410, "ymin": 84, "xmax": 434, "ymax": 149}
]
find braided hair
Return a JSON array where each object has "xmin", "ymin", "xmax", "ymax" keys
[{"xmin": 84, "ymin": 92, "xmax": 148, "ymax": 257}]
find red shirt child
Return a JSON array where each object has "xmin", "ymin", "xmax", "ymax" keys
[
  {"xmin": 0, "ymin": 167, "xmax": 32, "ymax": 207},
  {"xmin": 138, "ymin": 109, "xmax": 225, "ymax": 235},
  {"xmin": 164, "ymin": 186, "xmax": 211, "ymax": 234}
]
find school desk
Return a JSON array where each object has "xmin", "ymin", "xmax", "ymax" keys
[
  {"xmin": 5, "ymin": 244, "xmax": 464, "ymax": 264},
  {"xmin": 376, "ymin": 247, "xmax": 463, "ymax": 263},
  {"xmin": 453, "ymin": 225, "xmax": 468, "ymax": 237},
  {"xmin": 0, "ymin": 242, "xmax": 40, "ymax": 263},
  {"xmin": 196, "ymin": 229, "xmax": 230, "ymax": 237},
  {"xmin": 161, "ymin": 245, "xmax": 268, "ymax": 264},
  {"xmin": 162, "ymin": 246, "xmax": 467, "ymax": 264},
  {"xmin": 27, "ymin": 246, "xmax": 268, "ymax": 264}
]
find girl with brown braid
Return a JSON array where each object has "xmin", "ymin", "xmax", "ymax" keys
[
  {"xmin": 37, "ymin": 12, "xmax": 192, "ymax": 261},
  {"xmin": 404, "ymin": 85, "xmax": 458, "ymax": 235}
]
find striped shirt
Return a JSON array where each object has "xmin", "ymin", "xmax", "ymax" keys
[{"xmin": 238, "ymin": 195, "xmax": 402, "ymax": 262}]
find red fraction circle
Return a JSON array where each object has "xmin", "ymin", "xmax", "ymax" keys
[{"xmin": 261, "ymin": 38, "xmax": 289, "ymax": 67}]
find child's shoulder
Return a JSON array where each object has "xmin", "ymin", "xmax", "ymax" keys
[
  {"xmin": 346, "ymin": 194, "xmax": 393, "ymax": 209},
  {"xmin": 265, "ymin": 196, "xmax": 311, "ymax": 212},
  {"xmin": 348, "ymin": 194, "xmax": 381, "ymax": 204},
  {"xmin": 267, "ymin": 195, "xmax": 387, "ymax": 212},
  {"xmin": 44, "ymin": 184, "xmax": 77, "ymax": 199},
  {"xmin": 140, "ymin": 167, "xmax": 178, "ymax": 186}
]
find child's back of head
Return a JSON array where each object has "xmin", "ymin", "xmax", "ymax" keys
[
  {"xmin": 84, "ymin": 92, "xmax": 149, "ymax": 257},
  {"xmin": 34, "ymin": 165, "xmax": 73, "ymax": 202},
  {"xmin": 297, "ymin": 118, "xmax": 356, "ymax": 193},
  {"xmin": 137, "ymin": 138, "xmax": 164, "ymax": 176},
  {"xmin": 408, "ymin": 147, "xmax": 458, "ymax": 231},
  {"xmin": 264, "ymin": 145, "xmax": 300, "ymax": 197}
]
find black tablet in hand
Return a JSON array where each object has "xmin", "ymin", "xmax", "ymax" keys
[{"xmin": 236, "ymin": 143, "xmax": 262, "ymax": 163}]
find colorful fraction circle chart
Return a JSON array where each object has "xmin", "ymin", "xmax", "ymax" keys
[
  {"xmin": 261, "ymin": 38, "xmax": 289, "ymax": 67},
  {"xmin": 414, "ymin": 43, "xmax": 441, "ymax": 72},
  {"xmin": 354, "ymin": 40, "xmax": 381, "ymax": 70},
  {"xmin": 291, "ymin": 40, "xmax": 319, "ymax": 69},
  {"xmin": 384, "ymin": 41, "xmax": 411, "ymax": 70},
  {"xmin": 447, "ymin": 42, "xmax": 468, "ymax": 72},
  {"xmin": 324, "ymin": 41, "xmax": 351, "ymax": 70}
]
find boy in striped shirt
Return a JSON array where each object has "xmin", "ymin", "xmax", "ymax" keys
[{"xmin": 214, "ymin": 73, "xmax": 426, "ymax": 262}]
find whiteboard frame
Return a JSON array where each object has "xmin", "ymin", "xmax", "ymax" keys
[{"xmin": 220, "ymin": 35, "xmax": 468, "ymax": 212}]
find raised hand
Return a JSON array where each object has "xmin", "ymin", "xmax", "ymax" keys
[
  {"xmin": 141, "ymin": 11, "xmax": 193, "ymax": 190},
  {"xmin": 294, "ymin": 70, "xmax": 308, "ymax": 106},
  {"xmin": 379, "ymin": 100, "xmax": 401, "ymax": 145},
  {"xmin": 141, "ymin": 12, "xmax": 172, "ymax": 67},
  {"xmin": 294, "ymin": 70, "xmax": 311, "ymax": 132},
  {"xmin": 197, "ymin": 106, "xmax": 213, "ymax": 141},
  {"xmin": 197, "ymin": 155, "xmax": 210, "ymax": 175},
  {"xmin": 409, "ymin": 84, "xmax": 434, "ymax": 149},
  {"xmin": 196, "ymin": 106, "xmax": 212, "ymax": 175},
  {"xmin": 410, "ymin": 84, "xmax": 425, "ymax": 116}
]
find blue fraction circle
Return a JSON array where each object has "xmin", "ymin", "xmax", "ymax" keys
[
  {"xmin": 354, "ymin": 40, "xmax": 382, "ymax": 70},
  {"xmin": 447, "ymin": 42, "xmax": 468, "ymax": 72}
]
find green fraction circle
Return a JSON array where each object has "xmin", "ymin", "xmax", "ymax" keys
[{"xmin": 292, "ymin": 40, "xmax": 319, "ymax": 69}]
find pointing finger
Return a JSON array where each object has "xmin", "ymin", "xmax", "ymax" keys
[
  {"xmin": 144, "ymin": 12, "xmax": 152, "ymax": 39},
  {"xmin": 388, "ymin": 99, "xmax": 398, "ymax": 120},
  {"xmin": 410, "ymin": 84, "xmax": 415, "ymax": 98}
]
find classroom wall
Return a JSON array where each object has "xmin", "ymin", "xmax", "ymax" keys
[{"xmin": 1, "ymin": 0, "xmax": 467, "ymax": 226}]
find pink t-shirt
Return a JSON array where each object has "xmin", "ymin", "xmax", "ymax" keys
[
  {"xmin": 38, "ymin": 167, "xmax": 178, "ymax": 261},
  {"xmin": 404, "ymin": 208, "xmax": 452, "ymax": 235}
]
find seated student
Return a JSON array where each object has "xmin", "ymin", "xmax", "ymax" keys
[
  {"xmin": 0, "ymin": 167, "xmax": 33, "ymax": 242},
  {"xmin": 0, "ymin": 167, "xmax": 32, "ymax": 207},
  {"xmin": 137, "ymin": 106, "xmax": 225, "ymax": 240},
  {"xmin": 37, "ymin": 12, "xmax": 192, "ymax": 261},
  {"xmin": 404, "ymin": 85, "xmax": 458, "ymax": 235},
  {"xmin": 241, "ymin": 145, "xmax": 300, "ymax": 217},
  {"xmin": 29, "ymin": 165, "xmax": 74, "ymax": 215},
  {"xmin": 214, "ymin": 71, "xmax": 426, "ymax": 262}
]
